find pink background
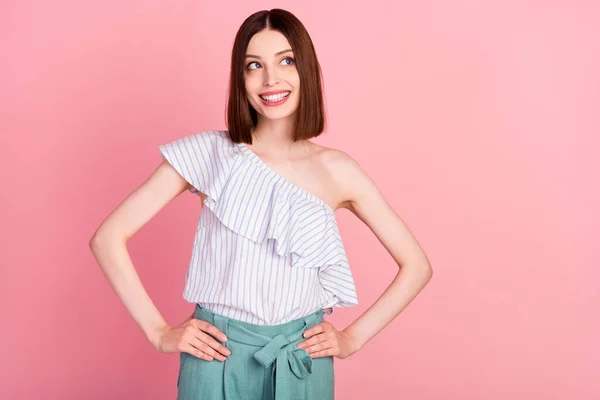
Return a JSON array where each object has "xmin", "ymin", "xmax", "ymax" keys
[{"xmin": 2, "ymin": 0, "xmax": 599, "ymax": 399}]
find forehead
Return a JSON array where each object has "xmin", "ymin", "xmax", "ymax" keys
[{"xmin": 246, "ymin": 29, "xmax": 292, "ymax": 55}]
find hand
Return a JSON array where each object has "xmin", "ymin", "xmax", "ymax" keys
[
  {"xmin": 149, "ymin": 314, "xmax": 232, "ymax": 362},
  {"xmin": 296, "ymin": 321, "xmax": 358, "ymax": 359}
]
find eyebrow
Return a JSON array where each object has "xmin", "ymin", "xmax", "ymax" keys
[{"xmin": 245, "ymin": 49, "xmax": 293, "ymax": 59}]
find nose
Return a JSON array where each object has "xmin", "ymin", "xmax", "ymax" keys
[{"xmin": 263, "ymin": 66, "xmax": 280, "ymax": 87}]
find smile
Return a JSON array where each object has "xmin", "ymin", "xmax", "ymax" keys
[{"xmin": 259, "ymin": 91, "xmax": 291, "ymax": 106}]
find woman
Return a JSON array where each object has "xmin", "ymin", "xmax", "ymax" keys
[{"xmin": 90, "ymin": 8, "xmax": 433, "ymax": 400}]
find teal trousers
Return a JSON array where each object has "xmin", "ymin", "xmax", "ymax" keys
[{"xmin": 176, "ymin": 305, "xmax": 334, "ymax": 400}]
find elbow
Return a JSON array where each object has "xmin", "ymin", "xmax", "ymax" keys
[
  {"xmin": 414, "ymin": 261, "xmax": 433, "ymax": 282},
  {"xmin": 89, "ymin": 226, "xmax": 126, "ymax": 252},
  {"xmin": 396, "ymin": 261, "xmax": 433, "ymax": 282},
  {"xmin": 89, "ymin": 231, "xmax": 105, "ymax": 255},
  {"xmin": 407, "ymin": 255, "xmax": 433, "ymax": 276},
  {"xmin": 89, "ymin": 226, "xmax": 107, "ymax": 250},
  {"xmin": 423, "ymin": 264, "xmax": 433, "ymax": 281},
  {"xmin": 419, "ymin": 257, "xmax": 433, "ymax": 276},
  {"xmin": 89, "ymin": 234, "xmax": 103, "ymax": 252},
  {"xmin": 418, "ymin": 254, "xmax": 433, "ymax": 280}
]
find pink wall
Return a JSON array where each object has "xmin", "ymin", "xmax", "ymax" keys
[{"xmin": 2, "ymin": 0, "xmax": 598, "ymax": 399}]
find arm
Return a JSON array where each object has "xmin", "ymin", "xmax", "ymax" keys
[
  {"xmin": 335, "ymin": 152, "xmax": 433, "ymax": 353},
  {"xmin": 89, "ymin": 160, "xmax": 192, "ymax": 348}
]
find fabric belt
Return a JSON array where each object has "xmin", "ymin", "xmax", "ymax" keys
[{"xmin": 206, "ymin": 308, "xmax": 324, "ymax": 400}]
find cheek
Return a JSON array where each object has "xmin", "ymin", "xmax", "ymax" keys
[
  {"xmin": 245, "ymin": 73, "xmax": 261, "ymax": 88},
  {"xmin": 244, "ymin": 79, "xmax": 260, "ymax": 102},
  {"xmin": 292, "ymin": 78, "xmax": 301, "ymax": 96},
  {"xmin": 244, "ymin": 78, "xmax": 254, "ymax": 93},
  {"xmin": 287, "ymin": 71, "xmax": 300, "ymax": 88}
]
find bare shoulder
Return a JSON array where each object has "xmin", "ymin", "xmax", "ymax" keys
[
  {"xmin": 311, "ymin": 142, "xmax": 359, "ymax": 174},
  {"xmin": 308, "ymin": 141, "xmax": 432, "ymax": 270},
  {"xmin": 310, "ymin": 142, "xmax": 379, "ymax": 213}
]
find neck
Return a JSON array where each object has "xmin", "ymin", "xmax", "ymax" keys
[{"xmin": 250, "ymin": 114, "xmax": 298, "ymax": 152}]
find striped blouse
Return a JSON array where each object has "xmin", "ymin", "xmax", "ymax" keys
[{"xmin": 158, "ymin": 130, "xmax": 358, "ymax": 325}]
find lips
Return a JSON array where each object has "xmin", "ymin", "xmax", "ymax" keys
[
  {"xmin": 259, "ymin": 90, "xmax": 291, "ymax": 106},
  {"xmin": 260, "ymin": 90, "xmax": 290, "ymax": 96},
  {"xmin": 259, "ymin": 91, "xmax": 291, "ymax": 102}
]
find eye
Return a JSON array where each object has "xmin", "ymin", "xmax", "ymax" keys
[
  {"xmin": 281, "ymin": 56, "xmax": 295, "ymax": 66},
  {"xmin": 247, "ymin": 61, "xmax": 260, "ymax": 71},
  {"xmin": 246, "ymin": 57, "xmax": 295, "ymax": 71}
]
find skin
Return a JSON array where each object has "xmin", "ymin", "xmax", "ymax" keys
[{"xmin": 89, "ymin": 29, "xmax": 433, "ymax": 365}]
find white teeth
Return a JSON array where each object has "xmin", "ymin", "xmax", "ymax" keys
[{"xmin": 260, "ymin": 91, "xmax": 290, "ymax": 102}]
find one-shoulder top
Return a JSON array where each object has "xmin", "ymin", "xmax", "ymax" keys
[{"xmin": 158, "ymin": 130, "xmax": 358, "ymax": 325}]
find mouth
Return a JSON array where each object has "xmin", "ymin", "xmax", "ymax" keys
[{"xmin": 259, "ymin": 90, "xmax": 291, "ymax": 106}]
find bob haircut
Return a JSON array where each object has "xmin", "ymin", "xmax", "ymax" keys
[{"xmin": 226, "ymin": 9, "xmax": 327, "ymax": 144}]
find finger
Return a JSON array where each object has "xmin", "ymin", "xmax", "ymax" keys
[
  {"xmin": 192, "ymin": 330, "xmax": 232, "ymax": 358},
  {"xmin": 189, "ymin": 336, "xmax": 229, "ymax": 361},
  {"xmin": 305, "ymin": 340, "xmax": 336, "ymax": 358},
  {"xmin": 181, "ymin": 342, "xmax": 215, "ymax": 361},
  {"xmin": 303, "ymin": 322, "xmax": 327, "ymax": 339},
  {"xmin": 190, "ymin": 319, "xmax": 228, "ymax": 342},
  {"xmin": 309, "ymin": 346, "xmax": 337, "ymax": 359},
  {"xmin": 297, "ymin": 331, "xmax": 329, "ymax": 349}
]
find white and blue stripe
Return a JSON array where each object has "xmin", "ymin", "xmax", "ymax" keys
[{"xmin": 159, "ymin": 130, "xmax": 358, "ymax": 325}]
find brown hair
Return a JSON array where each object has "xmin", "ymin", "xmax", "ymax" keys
[{"xmin": 225, "ymin": 9, "xmax": 326, "ymax": 144}]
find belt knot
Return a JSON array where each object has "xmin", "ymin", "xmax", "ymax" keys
[{"xmin": 252, "ymin": 333, "xmax": 313, "ymax": 378}]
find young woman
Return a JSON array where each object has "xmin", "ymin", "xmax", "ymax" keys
[{"xmin": 90, "ymin": 8, "xmax": 432, "ymax": 400}]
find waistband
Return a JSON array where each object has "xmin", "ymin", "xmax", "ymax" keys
[{"xmin": 194, "ymin": 304, "xmax": 325, "ymax": 399}]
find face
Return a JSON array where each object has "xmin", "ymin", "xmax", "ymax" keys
[{"xmin": 244, "ymin": 29, "xmax": 300, "ymax": 121}]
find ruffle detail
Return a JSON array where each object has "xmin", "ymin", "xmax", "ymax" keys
[
  {"xmin": 159, "ymin": 130, "xmax": 358, "ymax": 304},
  {"xmin": 201, "ymin": 132, "xmax": 343, "ymax": 269}
]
